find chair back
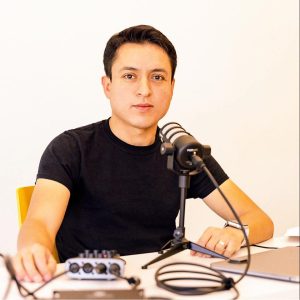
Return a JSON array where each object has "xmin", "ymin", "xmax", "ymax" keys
[{"xmin": 16, "ymin": 186, "xmax": 59, "ymax": 262}]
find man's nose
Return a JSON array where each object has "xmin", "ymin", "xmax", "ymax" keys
[{"xmin": 136, "ymin": 78, "xmax": 151, "ymax": 97}]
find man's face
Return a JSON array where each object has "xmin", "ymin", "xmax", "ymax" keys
[{"xmin": 102, "ymin": 42, "xmax": 175, "ymax": 133}]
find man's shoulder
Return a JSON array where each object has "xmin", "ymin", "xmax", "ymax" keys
[
  {"xmin": 48, "ymin": 120, "xmax": 107, "ymax": 150},
  {"xmin": 64, "ymin": 120, "xmax": 105, "ymax": 137}
]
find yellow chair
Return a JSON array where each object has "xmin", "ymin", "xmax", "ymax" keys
[{"xmin": 16, "ymin": 186, "xmax": 59, "ymax": 262}]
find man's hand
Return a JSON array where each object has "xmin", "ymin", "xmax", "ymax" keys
[
  {"xmin": 191, "ymin": 226, "xmax": 245, "ymax": 258},
  {"xmin": 13, "ymin": 243, "xmax": 57, "ymax": 282}
]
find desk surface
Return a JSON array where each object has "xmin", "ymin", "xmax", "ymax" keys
[{"xmin": 1, "ymin": 237, "xmax": 299, "ymax": 300}]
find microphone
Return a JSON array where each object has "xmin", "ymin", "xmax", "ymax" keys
[{"xmin": 159, "ymin": 122, "xmax": 211, "ymax": 170}]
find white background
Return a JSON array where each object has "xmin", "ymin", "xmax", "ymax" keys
[{"xmin": 0, "ymin": 0, "xmax": 298, "ymax": 254}]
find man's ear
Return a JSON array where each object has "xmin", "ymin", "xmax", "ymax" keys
[
  {"xmin": 171, "ymin": 78, "xmax": 175, "ymax": 94},
  {"xmin": 101, "ymin": 76, "xmax": 111, "ymax": 98}
]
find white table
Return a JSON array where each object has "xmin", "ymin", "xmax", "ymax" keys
[{"xmin": 1, "ymin": 237, "xmax": 299, "ymax": 299}]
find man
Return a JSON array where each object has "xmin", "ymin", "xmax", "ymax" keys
[{"xmin": 13, "ymin": 25, "xmax": 274, "ymax": 282}]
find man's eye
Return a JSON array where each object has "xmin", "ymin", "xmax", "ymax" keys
[
  {"xmin": 123, "ymin": 74, "xmax": 135, "ymax": 79},
  {"xmin": 153, "ymin": 74, "xmax": 165, "ymax": 81}
]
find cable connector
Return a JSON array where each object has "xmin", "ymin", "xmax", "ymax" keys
[
  {"xmin": 126, "ymin": 276, "xmax": 140, "ymax": 287},
  {"xmin": 223, "ymin": 277, "xmax": 235, "ymax": 290}
]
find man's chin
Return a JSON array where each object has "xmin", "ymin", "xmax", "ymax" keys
[
  {"xmin": 130, "ymin": 119, "xmax": 159, "ymax": 131},
  {"xmin": 110, "ymin": 114, "xmax": 161, "ymax": 132}
]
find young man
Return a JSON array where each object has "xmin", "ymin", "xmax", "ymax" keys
[{"xmin": 13, "ymin": 25, "xmax": 274, "ymax": 282}]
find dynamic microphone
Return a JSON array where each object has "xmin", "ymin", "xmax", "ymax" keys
[{"xmin": 159, "ymin": 122, "xmax": 211, "ymax": 171}]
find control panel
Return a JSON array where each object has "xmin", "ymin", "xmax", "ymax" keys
[{"xmin": 65, "ymin": 250, "xmax": 125, "ymax": 280}]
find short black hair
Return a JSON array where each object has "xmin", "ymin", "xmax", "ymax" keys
[{"xmin": 103, "ymin": 25, "xmax": 177, "ymax": 80}]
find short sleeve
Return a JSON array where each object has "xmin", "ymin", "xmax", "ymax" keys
[
  {"xmin": 187, "ymin": 155, "xmax": 229, "ymax": 199},
  {"xmin": 36, "ymin": 132, "xmax": 81, "ymax": 191}
]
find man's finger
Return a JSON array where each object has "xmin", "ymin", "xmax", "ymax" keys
[
  {"xmin": 33, "ymin": 248, "xmax": 55, "ymax": 281},
  {"xmin": 12, "ymin": 254, "xmax": 26, "ymax": 281},
  {"xmin": 21, "ymin": 250, "xmax": 43, "ymax": 282}
]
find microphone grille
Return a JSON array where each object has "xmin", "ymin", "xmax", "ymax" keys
[{"xmin": 160, "ymin": 122, "xmax": 189, "ymax": 144}]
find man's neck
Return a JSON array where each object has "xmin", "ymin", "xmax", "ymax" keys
[{"xmin": 108, "ymin": 118, "xmax": 157, "ymax": 146}]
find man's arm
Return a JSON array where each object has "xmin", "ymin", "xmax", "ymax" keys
[
  {"xmin": 192, "ymin": 178, "xmax": 274, "ymax": 257},
  {"xmin": 13, "ymin": 178, "xmax": 70, "ymax": 282}
]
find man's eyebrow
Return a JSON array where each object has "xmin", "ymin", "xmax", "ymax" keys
[
  {"xmin": 119, "ymin": 67, "xmax": 168, "ymax": 74},
  {"xmin": 119, "ymin": 67, "xmax": 138, "ymax": 72},
  {"xmin": 151, "ymin": 68, "xmax": 168, "ymax": 74}
]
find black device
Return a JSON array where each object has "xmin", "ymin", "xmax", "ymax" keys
[{"xmin": 142, "ymin": 122, "xmax": 229, "ymax": 269}]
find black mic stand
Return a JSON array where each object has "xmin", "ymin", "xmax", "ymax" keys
[{"xmin": 142, "ymin": 147, "xmax": 228, "ymax": 269}]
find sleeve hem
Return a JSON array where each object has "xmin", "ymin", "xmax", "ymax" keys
[{"xmin": 36, "ymin": 174, "xmax": 72, "ymax": 192}]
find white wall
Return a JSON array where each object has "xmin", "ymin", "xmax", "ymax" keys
[{"xmin": 0, "ymin": 0, "xmax": 298, "ymax": 253}]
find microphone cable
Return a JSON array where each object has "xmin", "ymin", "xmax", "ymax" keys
[
  {"xmin": 155, "ymin": 262, "xmax": 239, "ymax": 299},
  {"xmin": 191, "ymin": 154, "xmax": 251, "ymax": 284},
  {"xmin": 152, "ymin": 159, "xmax": 250, "ymax": 299}
]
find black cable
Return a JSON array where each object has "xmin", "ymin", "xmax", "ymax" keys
[
  {"xmin": 1, "ymin": 253, "xmax": 13, "ymax": 300},
  {"xmin": 29, "ymin": 270, "xmax": 68, "ymax": 295},
  {"xmin": 109, "ymin": 264, "xmax": 176, "ymax": 300},
  {"xmin": 1, "ymin": 254, "xmax": 35, "ymax": 299},
  {"xmin": 152, "ymin": 155, "xmax": 251, "ymax": 299},
  {"xmin": 2, "ymin": 255, "xmax": 143, "ymax": 300},
  {"xmin": 1, "ymin": 254, "xmax": 68, "ymax": 299},
  {"xmin": 2, "ymin": 277, "xmax": 12, "ymax": 300},
  {"xmin": 192, "ymin": 156, "xmax": 251, "ymax": 285},
  {"xmin": 155, "ymin": 262, "xmax": 239, "ymax": 299},
  {"xmin": 251, "ymin": 244, "xmax": 279, "ymax": 250},
  {"xmin": 109, "ymin": 264, "xmax": 141, "ymax": 289}
]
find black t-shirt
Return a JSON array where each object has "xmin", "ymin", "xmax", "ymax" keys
[{"xmin": 37, "ymin": 119, "xmax": 228, "ymax": 262}]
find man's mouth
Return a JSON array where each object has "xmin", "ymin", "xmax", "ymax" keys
[{"xmin": 132, "ymin": 103, "xmax": 153, "ymax": 111}]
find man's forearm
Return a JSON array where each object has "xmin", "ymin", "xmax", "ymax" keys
[
  {"xmin": 17, "ymin": 219, "xmax": 56, "ymax": 252},
  {"xmin": 239, "ymin": 210, "xmax": 274, "ymax": 244}
]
